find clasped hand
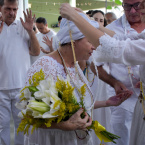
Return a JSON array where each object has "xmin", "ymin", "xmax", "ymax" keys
[{"xmin": 50, "ymin": 108, "xmax": 92, "ymax": 131}]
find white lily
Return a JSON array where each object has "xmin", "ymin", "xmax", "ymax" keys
[
  {"xmin": 15, "ymin": 100, "xmax": 27, "ymax": 110},
  {"xmin": 32, "ymin": 111, "xmax": 43, "ymax": 118},
  {"xmin": 36, "ymin": 76, "xmax": 56, "ymax": 91},
  {"xmin": 23, "ymin": 88, "xmax": 31, "ymax": 99},
  {"xmin": 41, "ymin": 90, "xmax": 62, "ymax": 118},
  {"xmin": 34, "ymin": 77, "xmax": 57, "ymax": 100},
  {"xmin": 27, "ymin": 100, "xmax": 51, "ymax": 118},
  {"xmin": 17, "ymin": 109, "xmax": 27, "ymax": 119}
]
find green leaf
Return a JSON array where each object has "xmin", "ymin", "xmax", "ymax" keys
[
  {"xmin": 28, "ymin": 86, "xmax": 39, "ymax": 93},
  {"xmin": 107, "ymin": 5, "xmax": 112, "ymax": 9},
  {"xmin": 58, "ymin": 91, "xmax": 62, "ymax": 99},
  {"xmin": 115, "ymin": 0, "xmax": 122, "ymax": 5}
]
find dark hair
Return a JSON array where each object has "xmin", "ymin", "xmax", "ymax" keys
[
  {"xmin": 104, "ymin": 18, "xmax": 108, "ymax": 27},
  {"xmin": 91, "ymin": 10, "xmax": 105, "ymax": 17},
  {"xmin": 91, "ymin": 10, "xmax": 107, "ymax": 27},
  {"xmin": 105, "ymin": 12, "xmax": 117, "ymax": 20},
  {"xmin": 86, "ymin": 10, "xmax": 93, "ymax": 15},
  {"xmin": 36, "ymin": 17, "xmax": 47, "ymax": 25},
  {"xmin": 60, "ymin": 42, "xmax": 71, "ymax": 47},
  {"xmin": 58, "ymin": 16, "xmax": 62, "ymax": 22},
  {"xmin": 0, "ymin": 0, "xmax": 18, "ymax": 6}
]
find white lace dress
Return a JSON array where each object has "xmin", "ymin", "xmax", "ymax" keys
[
  {"xmin": 24, "ymin": 56, "xmax": 93, "ymax": 145},
  {"xmin": 94, "ymin": 34, "xmax": 145, "ymax": 145}
]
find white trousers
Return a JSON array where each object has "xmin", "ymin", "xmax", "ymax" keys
[
  {"xmin": 129, "ymin": 100, "xmax": 145, "ymax": 145},
  {"xmin": 0, "ymin": 89, "xmax": 24, "ymax": 145},
  {"xmin": 110, "ymin": 107, "xmax": 133, "ymax": 145}
]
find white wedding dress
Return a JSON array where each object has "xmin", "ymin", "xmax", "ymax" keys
[{"xmin": 24, "ymin": 56, "xmax": 93, "ymax": 145}]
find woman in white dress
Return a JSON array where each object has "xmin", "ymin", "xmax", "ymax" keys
[
  {"xmin": 60, "ymin": 2, "xmax": 145, "ymax": 145},
  {"xmin": 23, "ymin": 13, "xmax": 131, "ymax": 145}
]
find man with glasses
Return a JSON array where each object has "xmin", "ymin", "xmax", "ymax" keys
[{"xmin": 96, "ymin": 0, "xmax": 145, "ymax": 145}]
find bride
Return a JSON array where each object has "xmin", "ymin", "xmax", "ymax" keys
[{"xmin": 23, "ymin": 13, "xmax": 131, "ymax": 145}]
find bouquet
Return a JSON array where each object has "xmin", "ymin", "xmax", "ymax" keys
[{"xmin": 16, "ymin": 69, "xmax": 120, "ymax": 144}]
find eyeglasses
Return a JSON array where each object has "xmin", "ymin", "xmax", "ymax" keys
[{"xmin": 122, "ymin": 2, "xmax": 141, "ymax": 11}]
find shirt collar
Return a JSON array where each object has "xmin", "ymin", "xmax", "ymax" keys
[{"xmin": 4, "ymin": 19, "xmax": 18, "ymax": 26}]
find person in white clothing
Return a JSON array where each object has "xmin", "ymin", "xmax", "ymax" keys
[
  {"xmin": 24, "ymin": 13, "xmax": 132, "ymax": 145},
  {"xmin": 0, "ymin": 0, "xmax": 40, "ymax": 145},
  {"xmin": 59, "ymin": 1, "xmax": 145, "ymax": 145},
  {"xmin": 105, "ymin": 12, "xmax": 117, "ymax": 25},
  {"xmin": 31, "ymin": 17, "xmax": 56, "ymax": 65},
  {"xmin": 94, "ymin": 0, "xmax": 143, "ymax": 144}
]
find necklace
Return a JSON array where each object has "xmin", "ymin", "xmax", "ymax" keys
[
  {"xmin": 127, "ymin": 66, "xmax": 139, "ymax": 97},
  {"xmin": 57, "ymin": 49, "xmax": 94, "ymax": 115},
  {"xmin": 86, "ymin": 65, "xmax": 95, "ymax": 87}
]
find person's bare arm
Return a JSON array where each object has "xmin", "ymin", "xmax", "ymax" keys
[
  {"xmin": 99, "ymin": 25, "xmax": 115, "ymax": 37},
  {"xmin": 97, "ymin": 65, "xmax": 128, "ymax": 94},
  {"xmin": 94, "ymin": 91, "xmax": 132, "ymax": 109}
]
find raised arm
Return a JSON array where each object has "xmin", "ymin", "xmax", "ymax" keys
[
  {"xmin": 60, "ymin": 3, "xmax": 104, "ymax": 48},
  {"xmin": 60, "ymin": 3, "xmax": 145, "ymax": 66},
  {"xmin": 20, "ymin": 9, "xmax": 40, "ymax": 56}
]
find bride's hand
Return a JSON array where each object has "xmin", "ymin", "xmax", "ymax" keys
[
  {"xmin": 56, "ymin": 108, "xmax": 92, "ymax": 131},
  {"xmin": 106, "ymin": 90, "xmax": 133, "ymax": 107}
]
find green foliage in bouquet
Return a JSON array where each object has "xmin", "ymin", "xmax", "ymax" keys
[{"xmin": 16, "ymin": 69, "xmax": 120, "ymax": 144}]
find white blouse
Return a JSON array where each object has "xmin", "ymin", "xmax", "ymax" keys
[
  {"xmin": 94, "ymin": 33, "xmax": 145, "ymax": 66},
  {"xmin": 25, "ymin": 55, "xmax": 93, "ymax": 145}
]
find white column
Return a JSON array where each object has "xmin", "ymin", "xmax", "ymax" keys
[
  {"xmin": 69, "ymin": 0, "xmax": 76, "ymax": 7},
  {"xmin": 16, "ymin": 0, "xmax": 24, "ymax": 20},
  {"xmin": 105, "ymin": 0, "xmax": 108, "ymax": 13},
  {"xmin": 16, "ymin": 0, "xmax": 28, "ymax": 20}
]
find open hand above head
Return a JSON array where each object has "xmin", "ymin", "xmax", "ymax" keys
[
  {"xmin": 0, "ymin": 12, "xmax": 4, "ymax": 33},
  {"xmin": 106, "ymin": 90, "xmax": 133, "ymax": 107},
  {"xmin": 60, "ymin": 3, "xmax": 78, "ymax": 21},
  {"xmin": 20, "ymin": 9, "xmax": 35, "ymax": 33}
]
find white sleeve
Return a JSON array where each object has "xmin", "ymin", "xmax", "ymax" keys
[
  {"xmin": 94, "ymin": 34, "xmax": 145, "ymax": 66},
  {"xmin": 113, "ymin": 32, "xmax": 145, "ymax": 40},
  {"xmin": 25, "ymin": 56, "xmax": 58, "ymax": 85}
]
